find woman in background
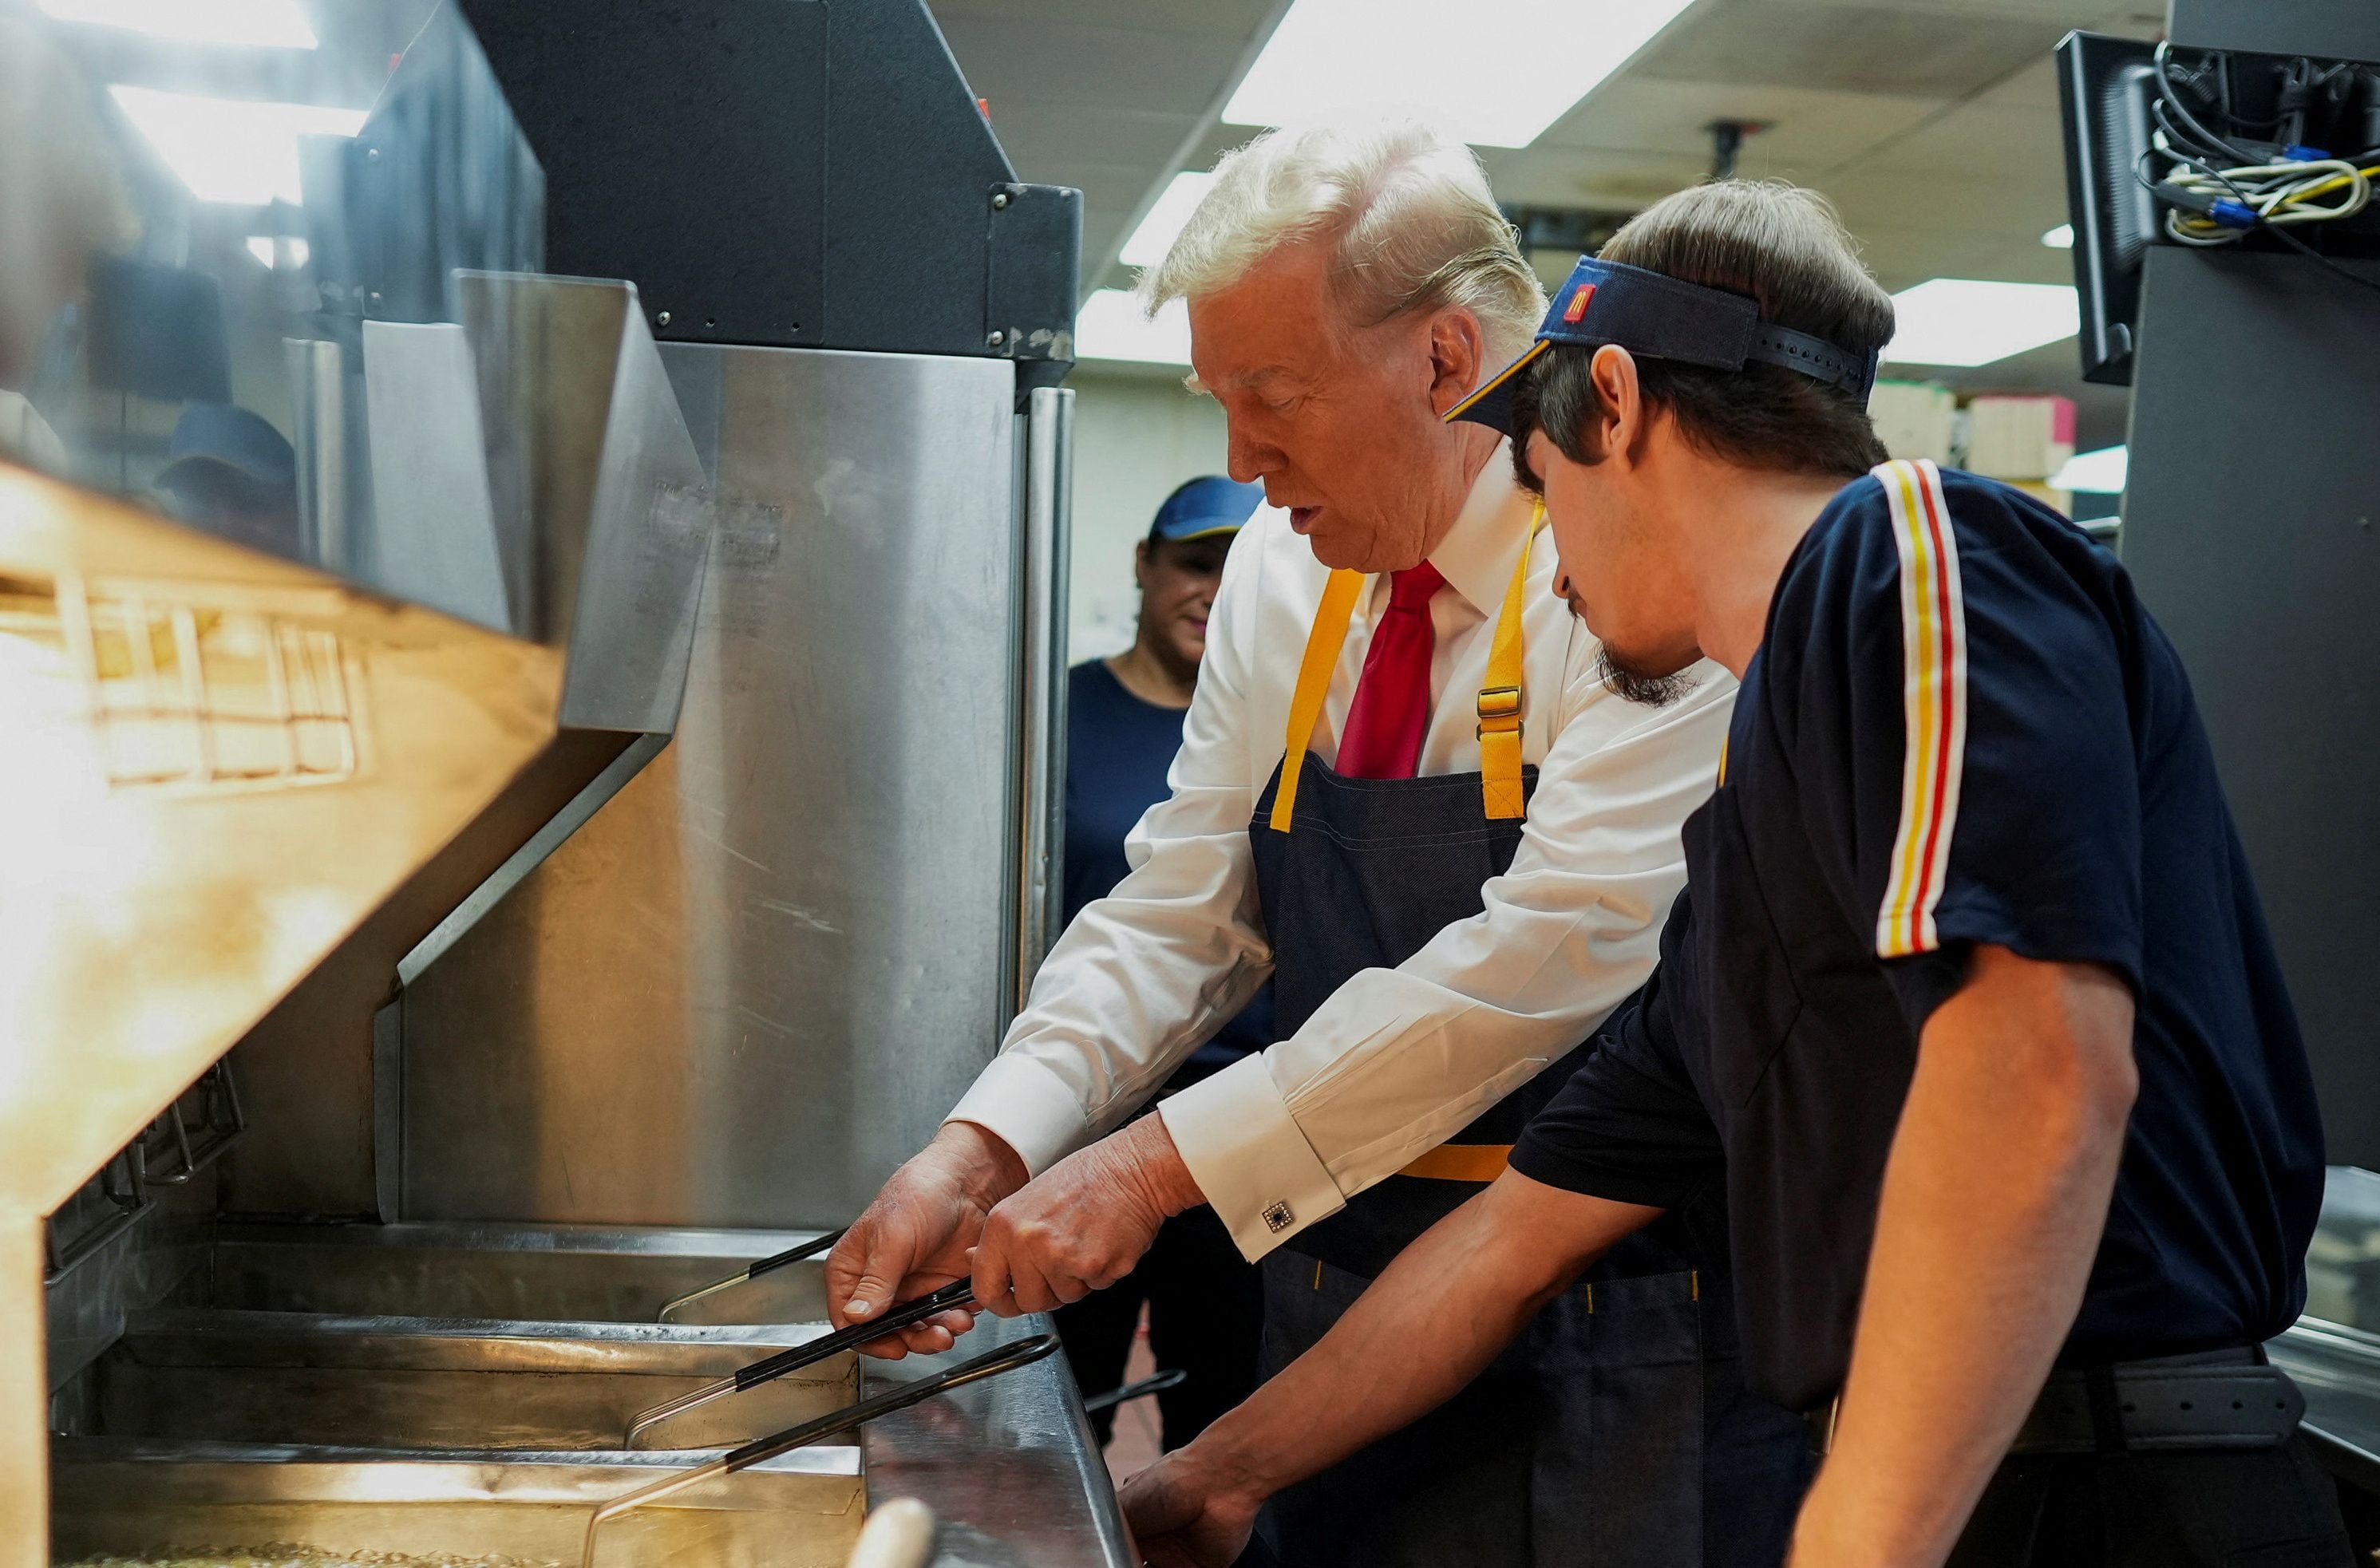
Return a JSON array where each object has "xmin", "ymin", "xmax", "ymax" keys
[{"xmin": 1055, "ymin": 475, "xmax": 1272, "ymax": 1453}]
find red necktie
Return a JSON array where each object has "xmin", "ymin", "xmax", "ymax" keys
[{"xmin": 1335, "ymin": 561, "xmax": 1445, "ymax": 779}]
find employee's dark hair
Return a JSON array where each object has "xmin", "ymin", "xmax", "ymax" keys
[{"xmin": 1512, "ymin": 180, "xmax": 1894, "ymax": 485}]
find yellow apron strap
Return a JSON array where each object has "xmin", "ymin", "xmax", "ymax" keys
[
  {"xmin": 1398, "ymin": 1143, "xmax": 1512, "ymax": 1182},
  {"xmin": 1273, "ymin": 506, "xmax": 1543, "ymax": 831},
  {"xmin": 1268, "ymin": 567, "xmax": 1367, "ymax": 833},
  {"xmin": 1476, "ymin": 504, "xmax": 1543, "ymax": 821}
]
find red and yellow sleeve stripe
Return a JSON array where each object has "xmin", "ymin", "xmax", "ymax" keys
[{"xmin": 1873, "ymin": 458, "xmax": 1968, "ymax": 958}]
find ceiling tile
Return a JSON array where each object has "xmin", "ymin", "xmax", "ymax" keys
[
  {"xmin": 1633, "ymin": 0, "xmax": 2075, "ymax": 97},
  {"xmin": 1848, "ymin": 100, "xmax": 2066, "ymax": 180},
  {"xmin": 928, "ymin": 0, "xmax": 1275, "ymax": 35},
  {"xmin": 933, "ymin": 15, "xmax": 1244, "ymax": 114},
  {"xmin": 982, "ymin": 102, "xmax": 1202, "ymax": 181},
  {"xmin": 1483, "ymin": 144, "xmax": 1713, "ymax": 209},
  {"xmin": 1538, "ymin": 77, "xmax": 1949, "ymax": 174}
]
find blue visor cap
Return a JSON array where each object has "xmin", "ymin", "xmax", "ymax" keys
[
  {"xmin": 1150, "ymin": 474, "xmax": 1265, "ymax": 543},
  {"xmin": 1445, "ymin": 256, "xmax": 1880, "ymax": 435}
]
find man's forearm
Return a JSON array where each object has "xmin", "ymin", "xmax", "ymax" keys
[
  {"xmin": 1177, "ymin": 1173, "xmax": 1660, "ymax": 1504},
  {"xmin": 1797, "ymin": 950, "xmax": 2137, "ymax": 1567}
]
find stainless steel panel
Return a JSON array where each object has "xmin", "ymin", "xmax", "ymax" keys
[
  {"xmin": 451, "ymin": 273, "xmax": 714, "ymax": 732},
  {"xmin": 400, "ymin": 347, "xmax": 1022, "ymax": 1226},
  {"xmin": 866, "ymin": 1314, "xmax": 1133, "ymax": 1568},
  {"xmin": 83, "ymin": 1310, "xmax": 856, "ymax": 1451},
  {"xmin": 42, "ymin": 1194, "xmax": 209, "ymax": 1397},
  {"xmin": 204, "ymin": 1222, "xmax": 833, "ymax": 1326},
  {"xmin": 51, "ymin": 1450, "xmax": 864, "ymax": 1568},
  {"xmin": 1013, "ymin": 386, "xmax": 1073, "ymax": 1015},
  {"xmin": 362, "ymin": 320, "xmax": 513, "ymax": 628}
]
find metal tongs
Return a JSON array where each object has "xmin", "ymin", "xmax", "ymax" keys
[
  {"xmin": 581, "ymin": 1333, "xmax": 1058, "ymax": 1568},
  {"xmin": 655, "ymin": 1226, "xmax": 849, "ymax": 1322},
  {"xmin": 627, "ymin": 1278, "xmax": 978, "ymax": 1446}
]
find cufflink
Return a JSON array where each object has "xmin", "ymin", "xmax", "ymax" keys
[{"xmin": 1263, "ymin": 1201, "xmax": 1294, "ymax": 1234}]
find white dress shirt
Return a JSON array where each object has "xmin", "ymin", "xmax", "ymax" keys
[{"xmin": 947, "ymin": 445, "xmax": 1738, "ymax": 1260}]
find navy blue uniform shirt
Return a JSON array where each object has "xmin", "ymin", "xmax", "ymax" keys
[
  {"xmin": 1065, "ymin": 659, "xmax": 1271, "ymax": 1075},
  {"xmin": 1512, "ymin": 460, "xmax": 2327, "ymax": 1412}
]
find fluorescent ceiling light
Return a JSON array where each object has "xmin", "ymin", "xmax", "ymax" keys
[
  {"xmin": 1077, "ymin": 288, "xmax": 1191, "ymax": 365},
  {"xmin": 109, "ymin": 85, "xmax": 366, "ymax": 205},
  {"xmin": 2041, "ymin": 223, "xmax": 2074, "ymax": 249},
  {"xmin": 2050, "ymin": 444, "xmax": 2127, "ymax": 493},
  {"xmin": 1224, "ymin": 0, "xmax": 1694, "ymax": 148},
  {"xmin": 1121, "ymin": 171, "xmax": 1218, "ymax": 270},
  {"xmin": 38, "ymin": 0, "xmax": 317, "ymax": 49},
  {"xmin": 246, "ymin": 235, "xmax": 310, "ymax": 268},
  {"xmin": 1884, "ymin": 279, "xmax": 2079, "ymax": 368}
]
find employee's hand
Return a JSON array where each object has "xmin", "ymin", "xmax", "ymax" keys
[
  {"xmin": 1118, "ymin": 1444, "xmax": 1264, "ymax": 1568},
  {"xmin": 971, "ymin": 1115, "xmax": 1204, "ymax": 1315},
  {"xmin": 826, "ymin": 1120, "xmax": 1027, "ymax": 1359}
]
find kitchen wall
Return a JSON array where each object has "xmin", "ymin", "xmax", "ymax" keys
[{"xmin": 1065, "ymin": 363, "xmax": 1230, "ymax": 662}]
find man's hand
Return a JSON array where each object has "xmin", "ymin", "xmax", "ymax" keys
[
  {"xmin": 826, "ymin": 1121, "xmax": 1027, "ymax": 1358},
  {"xmin": 972, "ymin": 1115, "xmax": 1204, "ymax": 1315},
  {"xmin": 1119, "ymin": 1446, "xmax": 1266, "ymax": 1568}
]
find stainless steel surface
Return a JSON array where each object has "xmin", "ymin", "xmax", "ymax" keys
[
  {"xmin": 449, "ymin": 273, "xmax": 714, "ymax": 733},
  {"xmin": 2271, "ymin": 1317, "xmax": 2380, "ymax": 1495},
  {"xmin": 398, "ymin": 347, "xmax": 1024, "ymax": 1227},
  {"xmin": 50, "ymin": 1450, "xmax": 864, "ymax": 1568},
  {"xmin": 42, "ymin": 1193, "xmax": 209, "ymax": 1398},
  {"xmin": 203, "ymin": 1222, "xmax": 834, "ymax": 1326},
  {"xmin": 1013, "ymin": 386, "xmax": 1074, "ymax": 1016},
  {"xmin": 40, "ymin": 1223, "xmax": 1125, "ymax": 1568},
  {"xmin": 865, "ymin": 1316, "xmax": 1132, "ymax": 1568},
  {"xmin": 657, "ymin": 1227, "xmax": 846, "ymax": 1324},
  {"xmin": 78, "ymin": 1310, "xmax": 856, "ymax": 1453},
  {"xmin": 2305, "ymin": 1164, "xmax": 2380, "ymax": 1333},
  {"xmin": 375, "ymin": 734, "xmax": 670, "ymax": 1222},
  {"xmin": 587, "ymin": 1337, "xmax": 1061, "ymax": 1568},
  {"xmin": 3, "ymin": 469, "xmax": 575, "ymax": 1562}
]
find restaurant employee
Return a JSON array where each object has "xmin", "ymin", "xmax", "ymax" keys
[
  {"xmin": 1121, "ymin": 180, "xmax": 2343, "ymax": 1568},
  {"xmin": 828, "ymin": 122, "xmax": 1809, "ymax": 1564}
]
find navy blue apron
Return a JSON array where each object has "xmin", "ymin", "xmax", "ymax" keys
[{"xmin": 1240, "ymin": 547, "xmax": 1807, "ymax": 1567}]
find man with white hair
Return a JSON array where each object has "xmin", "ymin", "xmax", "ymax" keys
[{"xmin": 827, "ymin": 122, "xmax": 1808, "ymax": 1564}]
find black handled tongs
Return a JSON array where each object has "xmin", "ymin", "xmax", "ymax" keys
[
  {"xmin": 582, "ymin": 1333, "xmax": 1058, "ymax": 1568},
  {"xmin": 627, "ymin": 1278, "xmax": 977, "ymax": 1446},
  {"xmin": 1081, "ymin": 1365, "xmax": 1188, "ymax": 1415},
  {"xmin": 654, "ymin": 1226, "xmax": 848, "ymax": 1323}
]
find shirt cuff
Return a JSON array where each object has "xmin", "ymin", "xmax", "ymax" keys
[
  {"xmin": 943, "ymin": 1053, "xmax": 1089, "ymax": 1178},
  {"xmin": 1160, "ymin": 1053, "xmax": 1346, "ymax": 1262}
]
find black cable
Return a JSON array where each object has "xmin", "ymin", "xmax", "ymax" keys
[
  {"xmin": 2138, "ymin": 135, "xmax": 2380, "ymax": 299},
  {"xmin": 2155, "ymin": 40, "xmax": 2259, "ymax": 165}
]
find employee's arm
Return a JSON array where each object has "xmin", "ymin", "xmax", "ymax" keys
[
  {"xmin": 1123, "ymin": 1170, "xmax": 1662, "ymax": 1568},
  {"xmin": 1789, "ymin": 945, "xmax": 2136, "ymax": 1568}
]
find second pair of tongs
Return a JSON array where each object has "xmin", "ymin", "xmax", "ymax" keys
[
  {"xmin": 627, "ymin": 1278, "xmax": 978, "ymax": 1446},
  {"xmin": 655, "ymin": 1226, "xmax": 848, "ymax": 1322},
  {"xmin": 583, "ymin": 1333, "xmax": 1058, "ymax": 1568}
]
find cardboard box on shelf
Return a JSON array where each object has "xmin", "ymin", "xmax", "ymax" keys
[
  {"xmin": 1867, "ymin": 379, "xmax": 1957, "ymax": 465},
  {"xmin": 1966, "ymin": 394, "xmax": 2077, "ymax": 481}
]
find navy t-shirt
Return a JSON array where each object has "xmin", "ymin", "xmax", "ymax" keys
[
  {"xmin": 1064, "ymin": 659, "xmax": 1271, "ymax": 1075},
  {"xmin": 1512, "ymin": 460, "xmax": 2327, "ymax": 1412}
]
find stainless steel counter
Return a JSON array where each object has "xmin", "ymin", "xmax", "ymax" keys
[
  {"xmin": 865, "ymin": 1313, "xmax": 1134, "ymax": 1568},
  {"xmin": 2272, "ymin": 1317, "xmax": 2380, "ymax": 1496},
  {"xmin": 45, "ymin": 1219, "xmax": 1132, "ymax": 1568}
]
